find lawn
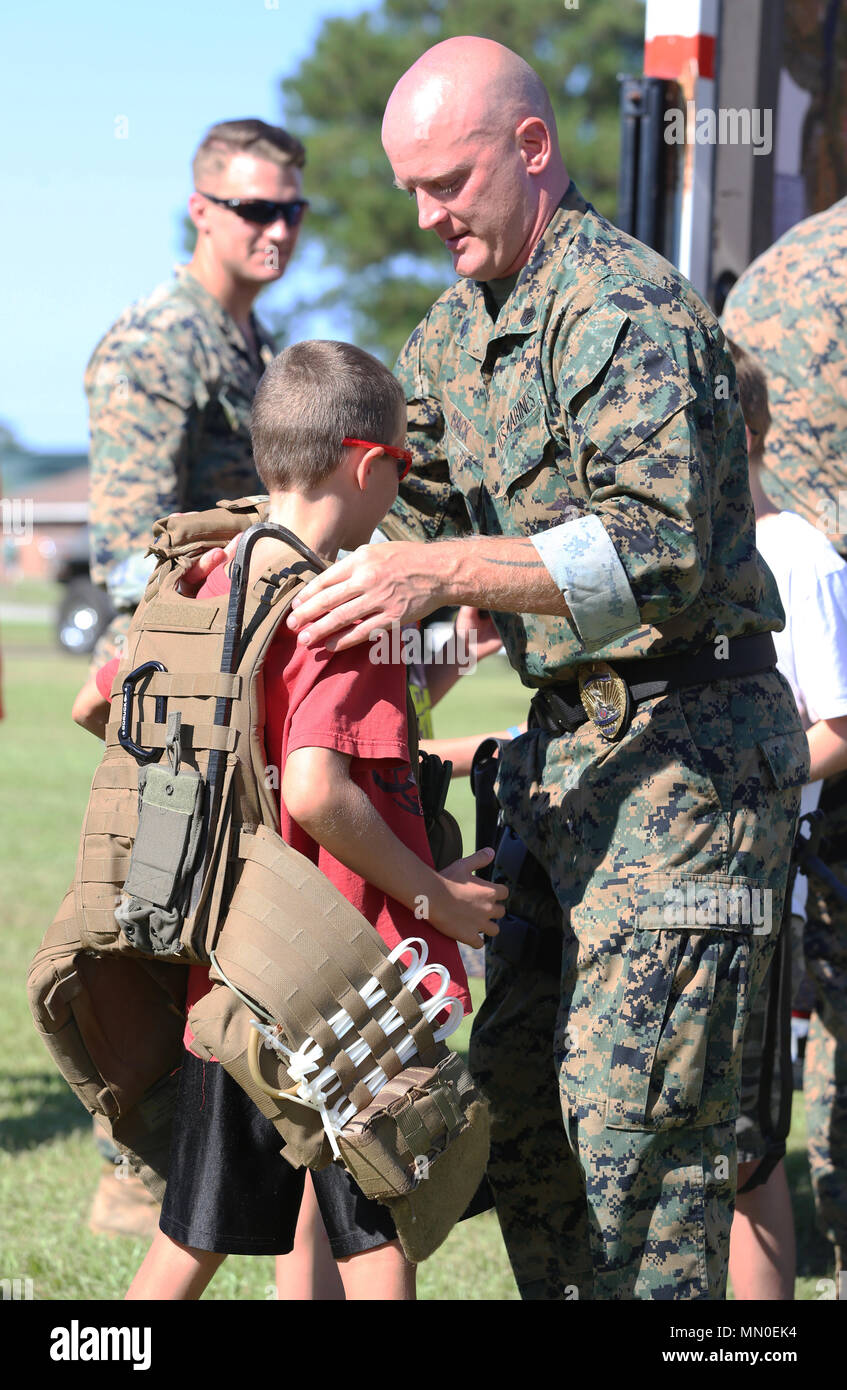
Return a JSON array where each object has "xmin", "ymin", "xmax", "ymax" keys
[{"xmin": 0, "ymin": 606, "xmax": 837, "ymax": 1301}]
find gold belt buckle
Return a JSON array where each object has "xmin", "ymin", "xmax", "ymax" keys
[{"xmin": 577, "ymin": 661, "xmax": 632, "ymax": 742}]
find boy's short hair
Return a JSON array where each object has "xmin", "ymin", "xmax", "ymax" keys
[
  {"xmin": 727, "ymin": 338, "xmax": 771, "ymax": 459},
  {"xmin": 192, "ymin": 119, "xmax": 306, "ymax": 185},
  {"xmin": 251, "ymin": 341, "xmax": 406, "ymax": 492}
]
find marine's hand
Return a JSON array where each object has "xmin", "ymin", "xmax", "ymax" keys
[
  {"xmin": 428, "ymin": 847, "xmax": 507, "ymax": 949},
  {"xmin": 286, "ymin": 541, "xmax": 445, "ymax": 651}
]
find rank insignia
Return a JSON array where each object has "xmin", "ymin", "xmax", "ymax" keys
[{"xmin": 577, "ymin": 662, "xmax": 632, "ymax": 742}]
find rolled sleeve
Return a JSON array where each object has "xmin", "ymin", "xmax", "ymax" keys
[
  {"xmin": 531, "ymin": 514, "xmax": 640, "ymax": 647},
  {"xmin": 556, "ymin": 295, "xmax": 719, "ymax": 629}
]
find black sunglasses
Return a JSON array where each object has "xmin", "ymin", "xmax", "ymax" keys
[{"xmin": 198, "ymin": 192, "xmax": 309, "ymax": 227}]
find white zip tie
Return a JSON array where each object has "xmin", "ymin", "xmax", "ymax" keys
[{"xmin": 246, "ymin": 937, "xmax": 464, "ymax": 1146}]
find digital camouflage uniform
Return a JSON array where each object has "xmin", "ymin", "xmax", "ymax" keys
[
  {"xmin": 387, "ymin": 183, "xmax": 809, "ymax": 1299},
  {"xmin": 724, "ymin": 202, "xmax": 847, "ymax": 1274},
  {"xmin": 722, "ymin": 197, "xmax": 847, "ymax": 559},
  {"xmin": 85, "ymin": 266, "xmax": 277, "ymax": 665}
]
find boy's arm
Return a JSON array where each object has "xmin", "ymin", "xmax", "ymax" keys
[
  {"xmin": 282, "ymin": 746, "xmax": 506, "ymax": 949},
  {"xmin": 807, "ymin": 715, "xmax": 847, "ymax": 783},
  {"xmin": 72, "ymin": 674, "xmax": 111, "ymax": 739}
]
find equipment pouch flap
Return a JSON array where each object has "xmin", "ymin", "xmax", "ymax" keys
[{"xmin": 123, "ymin": 765, "xmax": 205, "ymax": 908}]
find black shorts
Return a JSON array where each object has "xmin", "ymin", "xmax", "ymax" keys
[{"xmin": 159, "ymin": 1051, "xmax": 397, "ymax": 1258}]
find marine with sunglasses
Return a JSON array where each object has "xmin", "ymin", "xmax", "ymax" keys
[
  {"xmin": 82, "ymin": 118, "xmax": 308, "ymax": 1237},
  {"xmin": 84, "ymin": 117, "xmax": 309, "ymax": 669}
]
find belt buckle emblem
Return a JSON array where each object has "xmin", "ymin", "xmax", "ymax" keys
[{"xmin": 577, "ymin": 661, "xmax": 632, "ymax": 742}]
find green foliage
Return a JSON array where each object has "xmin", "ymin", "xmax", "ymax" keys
[{"xmin": 281, "ymin": 0, "xmax": 645, "ymax": 359}]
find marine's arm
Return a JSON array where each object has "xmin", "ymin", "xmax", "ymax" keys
[
  {"xmin": 86, "ymin": 328, "xmax": 200, "ymax": 607},
  {"xmin": 289, "ymin": 292, "xmax": 721, "ymax": 652}
]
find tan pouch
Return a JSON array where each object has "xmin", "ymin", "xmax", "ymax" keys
[
  {"xmin": 337, "ymin": 1053, "xmax": 490, "ymax": 1264},
  {"xmin": 28, "ymin": 889, "xmax": 186, "ymax": 1198}
]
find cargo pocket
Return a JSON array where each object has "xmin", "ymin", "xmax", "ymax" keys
[{"xmin": 605, "ymin": 876, "xmax": 760, "ymax": 1131}]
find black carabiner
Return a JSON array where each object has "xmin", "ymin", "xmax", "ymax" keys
[{"xmin": 118, "ymin": 661, "xmax": 167, "ymax": 764}]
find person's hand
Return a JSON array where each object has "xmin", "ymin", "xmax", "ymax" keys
[
  {"xmin": 286, "ymin": 541, "xmax": 445, "ymax": 651},
  {"xmin": 427, "ymin": 847, "xmax": 507, "ymax": 949},
  {"xmin": 454, "ymin": 606, "xmax": 502, "ymax": 662},
  {"xmin": 178, "ymin": 535, "xmax": 239, "ymax": 595}
]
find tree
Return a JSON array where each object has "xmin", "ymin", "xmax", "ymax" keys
[{"xmin": 281, "ymin": 0, "xmax": 645, "ymax": 361}]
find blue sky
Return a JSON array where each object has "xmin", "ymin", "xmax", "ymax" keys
[{"xmin": 2, "ymin": 0, "xmax": 380, "ymax": 452}]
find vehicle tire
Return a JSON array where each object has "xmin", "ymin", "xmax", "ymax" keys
[{"xmin": 56, "ymin": 578, "xmax": 115, "ymax": 656}]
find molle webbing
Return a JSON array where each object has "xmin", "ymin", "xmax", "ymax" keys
[
  {"xmin": 75, "ymin": 515, "xmax": 311, "ymax": 964},
  {"xmin": 199, "ymin": 826, "xmax": 438, "ymax": 1124}
]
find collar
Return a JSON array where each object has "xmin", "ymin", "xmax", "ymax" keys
[
  {"xmin": 454, "ymin": 181, "xmax": 591, "ymax": 362},
  {"xmin": 173, "ymin": 265, "xmax": 276, "ymax": 360}
]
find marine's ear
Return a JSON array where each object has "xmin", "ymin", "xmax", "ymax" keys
[
  {"xmin": 188, "ymin": 191, "xmax": 212, "ymax": 238},
  {"xmin": 515, "ymin": 116, "xmax": 552, "ymax": 175}
]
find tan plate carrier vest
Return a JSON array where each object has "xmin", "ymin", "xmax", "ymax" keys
[{"xmin": 28, "ymin": 498, "xmax": 488, "ymax": 1264}]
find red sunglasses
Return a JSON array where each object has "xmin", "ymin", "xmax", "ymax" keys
[{"xmin": 342, "ymin": 437, "xmax": 413, "ymax": 481}]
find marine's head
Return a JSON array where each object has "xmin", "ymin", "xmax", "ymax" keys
[
  {"xmin": 188, "ymin": 118, "xmax": 307, "ymax": 290},
  {"xmin": 382, "ymin": 37, "xmax": 569, "ymax": 281}
]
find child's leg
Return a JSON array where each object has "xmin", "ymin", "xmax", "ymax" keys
[
  {"xmin": 336, "ymin": 1239, "xmax": 416, "ymax": 1301},
  {"xmin": 729, "ymin": 1158, "xmax": 796, "ymax": 1300},
  {"xmin": 310, "ymin": 1163, "xmax": 415, "ymax": 1300},
  {"xmin": 126, "ymin": 1229, "xmax": 227, "ymax": 1300},
  {"xmin": 275, "ymin": 1173, "xmax": 345, "ymax": 1300}
]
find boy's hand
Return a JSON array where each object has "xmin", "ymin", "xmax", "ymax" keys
[
  {"xmin": 429, "ymin": 848, "xmax": 508, "ymax": 949},
  {"xmin": 454, "ymin": 606, "xmax": 503, "ymax": 662},
  {"xmin": 179, "ymin": 537, "xmax": 239, "ymax": 594}
]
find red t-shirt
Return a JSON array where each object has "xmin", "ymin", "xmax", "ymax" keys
[{"xmin": 97, "ymin": 562, "xmax": 470, "ymax": 1055}]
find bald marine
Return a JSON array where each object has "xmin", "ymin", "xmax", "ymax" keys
[{"xmin": 382, "ymin": 36, "xmax": 569, "ymax": 281}]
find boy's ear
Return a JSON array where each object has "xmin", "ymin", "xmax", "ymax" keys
[{"xmin": 352, "ymin": 446, "xmax": 383, "ymax": 492}]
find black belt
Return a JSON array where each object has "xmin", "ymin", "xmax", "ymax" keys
[{"xmin": 530, "ymin": 632, "xmax": 777, "ymax": 741}]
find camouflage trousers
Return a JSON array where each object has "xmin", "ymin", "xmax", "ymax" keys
[
  {"xmin": 804, "ymin": 838, "xmax": 847, "ymax": 1262},
  {"xmin": 469, "ymin": 672, "xmax": 807, "ymax": 1300}
]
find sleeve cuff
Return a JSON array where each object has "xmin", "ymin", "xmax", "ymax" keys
[{"xmin": 531, "ymin": 514, "xmax": 640, "ymax": 648}]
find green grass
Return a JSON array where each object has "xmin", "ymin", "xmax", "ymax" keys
[
  {"xmin": 0, "ymin": 576, "xmax": 62, "ymax": 609},
  {"xmin": 0, "ymin": 625, "xmax": 836, "ymax": 1300}
]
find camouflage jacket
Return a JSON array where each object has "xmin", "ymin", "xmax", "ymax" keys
[
  {"xmin": 387, "ymin": 182, "xmax": 783, "ymax": 686},
  {"xmin": 722, "ymin": 197, "xmax": 847, "ymax": 559},
  {"xmin": 85, "ymin": 266, "xmax": 277, "ymax": 604}
]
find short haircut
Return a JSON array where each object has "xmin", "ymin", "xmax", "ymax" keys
[
  {"xmin": 251, "ymin": 341, "xmax": 406, "ymax": 492},
  {"xmin": 727, "ymin": 338, "xmax": 771, "ymax": 458},
  {"xmin": 192, "ymin": 119, "xmax": 306, "ymax": 186}
]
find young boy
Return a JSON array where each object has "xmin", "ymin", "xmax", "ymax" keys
[
  {"xmin": 73, "ymin": 340, "xmax": 506, "ymax": 1300},
  {"xmin": 727, "ymin": 340, "xmax": 847, "ymax": 1299}
]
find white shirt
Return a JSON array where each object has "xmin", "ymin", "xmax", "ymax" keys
[{"xmin": 756, "ymin": 510, "xmax": 847, "ymax": 915}]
